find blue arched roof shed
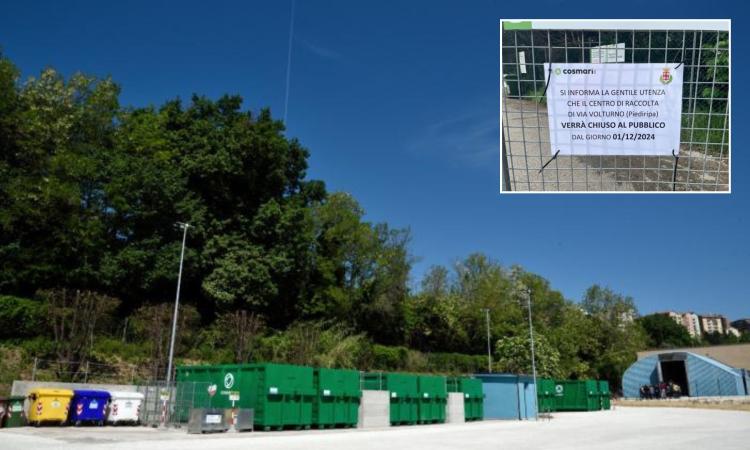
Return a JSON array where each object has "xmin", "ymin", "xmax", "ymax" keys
[{"xmin": 623, "ymin": 351, "xmax": 748, "ymax": 398}]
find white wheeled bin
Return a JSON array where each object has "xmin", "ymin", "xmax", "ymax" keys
[{"xmin": 106, "ymin": 391, "xmax": 144, "ymax": 425}]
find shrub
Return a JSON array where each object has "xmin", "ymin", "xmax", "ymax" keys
[
  {"xmin": 0, "ymin": 345, "xmax": 29, "ymax": 395},
  {"xmin": 371, "ymin": 344, "xmax": 409, "ymax": 370},
  {"xmin": 0, "ymin": 295, "xmax": 46, "ymax": 339}
]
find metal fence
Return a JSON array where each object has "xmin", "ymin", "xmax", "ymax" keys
[
  {"xmin": 501, "ymin": 22, "xmax": 730, "ymax": 192},
  {"xmin": 137, "ymin": 381, "xmax": 212, "ymax": 427}
]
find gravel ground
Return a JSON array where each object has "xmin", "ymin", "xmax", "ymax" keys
[
  {"xmin": 502, "ymin": 99, "xmax": 730, "ymax": 192},
  {"xmin": 2, "ymin": 406, "xmax": 749, "ymax": 450}
]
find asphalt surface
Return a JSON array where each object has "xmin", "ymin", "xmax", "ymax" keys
[{"xmin": 2, "ymin": 406, "xmax": 749, "ymax": 449}]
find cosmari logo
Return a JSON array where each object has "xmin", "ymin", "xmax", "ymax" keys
[
  {"xmin": 553, "ymin": 67, "xmax": 596, "ymax": 75},
  {"xmin": 224, "ymin": 372, "xmax": 235, "ymax": 389}
]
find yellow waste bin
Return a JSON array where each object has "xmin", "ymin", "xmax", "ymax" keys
[{"xmin": 26, "ymin": 388, "xmax": 74, "ymax": 426}]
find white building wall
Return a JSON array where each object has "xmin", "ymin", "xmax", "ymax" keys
[
  {"xmin": 701, "ymin": 316, "xmax": 726, "ymax": 335},
  {"xmin": 682, "ymin": 313, "xmax": 702, "ymax": 338}
]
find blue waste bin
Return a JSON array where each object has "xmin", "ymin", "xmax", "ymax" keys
[{"xmin": 69, "ymin": 390, "xmax": 110, "ymax": 426}]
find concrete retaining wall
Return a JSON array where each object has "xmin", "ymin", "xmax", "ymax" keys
[
  {"xmin": 358, "ymin": 390, "xmax": 390, "ymax": 429},
  {"xmin": 446, "ymin": 392, "xmax": 465, "ymax": 424}
]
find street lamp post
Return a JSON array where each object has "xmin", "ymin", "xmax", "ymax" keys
[
  {"xmin": 163, "ymin": 222, "xmax": 189, "ymax": 425},
  {"xmin": 525, "ymin": 289, "xmax": 539, "ymax": 419},
  {"xmin": 483, "ymin": 308, "xmax": 492, "ymax": 373}
]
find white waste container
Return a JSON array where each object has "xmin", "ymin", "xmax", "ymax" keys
[{"xmin": 106, "ymin": 391, "xmax": 144, "ymax": 425}]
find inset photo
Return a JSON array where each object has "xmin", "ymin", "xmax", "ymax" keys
[{"xmin": 500, "ymin": 19, "xmax": 730, "ymax": 193}]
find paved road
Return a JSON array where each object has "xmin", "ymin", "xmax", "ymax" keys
[{"xmin": 3, "ymin": 407, "xmax": 749, "ymax": 449}]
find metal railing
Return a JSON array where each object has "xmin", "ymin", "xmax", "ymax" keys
[{"xmin": 501, "ymin": 24, "xmax": 730, "ymax": 192}]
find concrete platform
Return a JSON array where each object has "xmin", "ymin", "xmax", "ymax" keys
[{"xmin": 1, "ymin": 407, "xmax": 748, "ymax": 449}]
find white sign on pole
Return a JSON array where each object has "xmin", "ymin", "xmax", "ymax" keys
[
  {"xmin": 545, "ymin": 63, "xmax": 684, "ymax": 156},
  {"xmin": 590, "ymin": 43, "xmax": 625, "ymax": 63}
]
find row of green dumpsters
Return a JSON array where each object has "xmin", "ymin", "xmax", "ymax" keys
[
  {"xmin": 175, "ymin": 362, "xmax": 483, "ymax": 430},
  {"xmin": 537, "ymin": 379, "xmax": 611, "ymax": 412}
]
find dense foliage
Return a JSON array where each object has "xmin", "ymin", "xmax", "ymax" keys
[
  {"xmin": 1, "ymin": 54, "xmax": 743, "ymax": 393},
  {"xmin": 637, "ymin": 314, "xmax": 696, "ymax": 349}
]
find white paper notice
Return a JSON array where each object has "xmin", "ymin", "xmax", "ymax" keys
[
  {"xmin": 590, "ymin": 44, "xmax": 625, "ymax": 63},
  {"xmin": 545, "ymin": 63, "xmax": 684, "ymax": 156}
]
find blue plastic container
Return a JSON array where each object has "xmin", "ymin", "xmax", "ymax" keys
[{"xmin": 69, "ymin": 390, "xmax": 110, "ymax": 426}]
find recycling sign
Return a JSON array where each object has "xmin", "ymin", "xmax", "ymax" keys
[{"xmin": 224, "ymin": 373, "xmax": 235, "ymax": 389}]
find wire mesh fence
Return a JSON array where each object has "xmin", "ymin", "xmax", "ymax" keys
[
  {"xmin": 500, "ymin": 22, "xmax": 730, "ymax": 192},
  {"xmin": 136, "ymin": 381, "xmax": 212, "ymax": 427}
]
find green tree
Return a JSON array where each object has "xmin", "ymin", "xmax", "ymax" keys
[
  {"xmin": 638, "ymin": 314, "xmax": 694, "ymax": 348},
  {"xmin": 404, "ymin": 266, "xmax": 469, "ymax": 353},
  {"xmin": 703, "ymin": 331, "xmax": 740, "ymax": 346},
  {"xmin": 42, "ymin": 289, "xmax": 120, "ymax": 381},
  {"xmin": 130, "ymin": 303, "xmax": 200, "ymax": 380},
  {"xmin": 0, "ymin": 63, "xmax": 119, "ymax": 294},
  {"xmin": 546, "ymin": 304, "xmax": 599, "ymax": 379},
  {"xmin": 305, "ymin": 192, "xmax": 411, "ymax": 344},
  {"xmin": 104, "ymin": 98, "xmax": 325, "ymax": 325},
  {"xmin": 0, "ymin": 295, "xmax": 46, "ymax": 339},
  {"xmin": 580, "ymin": 285, "xmax": 647, "ymax": 390},
  {"xmin": 494, "ymin": 332, "xmax": 562, "ymax": 378}
]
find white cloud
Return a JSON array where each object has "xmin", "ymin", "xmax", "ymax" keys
[
  {"xmin": 409, "ymin": 110, "xmax": 498, "ymax": 168},
  {"xmin": 299, "ymin": 38, "xmax": 342, "ymax": 60}
]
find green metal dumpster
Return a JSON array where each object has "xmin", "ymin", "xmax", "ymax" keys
[
  {"xmin": 0, "ymin": 396, "xmax": 27, "ymax": 428},
  {"xmin": 598, "ymin": 380, "xmax": 611, "ymax": 410},
  {"xmin": 586, "ymin": 380, "xmax": 602, "ymax": 411},
  {"xmin": 448, "ymin": 377, "xmax": 484, "ymax": 421},
  {"xmin": 176, "ymin": 363, "xmax": 316, "ymax": 430},
  {"xmin": 552, "ymin": 379, "xmax": 600, "ymax": 412},
  {"xmin": 363, "ymin": 372, "xmax": 418, "ymax": 425},
  {"xmin": 313, "ymin": 367, "xmax": 360, "ymax": 428},
  {"xmin": 417, "ymin": 375, "xmax": 447, "ymax": 424},
  {"xmin": 463, "ymin": 377, "xmax": 484, "ymax": 421},
  {"xmin": 536, "ymin": 378, "xmax": 556, "ymax": 413}
]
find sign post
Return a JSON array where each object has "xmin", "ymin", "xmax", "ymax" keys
[
  {"xmin": 228, "ymin": 391, "xmax": 240, "ymax": 432},
  {"xmin": 159, "ymin": 389, "xmax": 170, "ymax": 427},
  {"xmin": 545, "ymin": 63, "xmax": 684, "ymax": 156}
]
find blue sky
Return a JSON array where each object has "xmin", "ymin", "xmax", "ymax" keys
[{"xmin": 1, "ymin": 1, "xmax": 746, "ymax": 319}]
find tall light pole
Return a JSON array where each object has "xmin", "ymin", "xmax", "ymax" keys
[
  {"xmin": 525, "ymin": 288, "xmax": 539, "ymax": 419},
  {"xmin": 483, "ymin": 308, "xmax": 492, "ymax": 373},
  {"xmin": 165, "ymin": 222, "xmax": 190, "ymax": 387}
]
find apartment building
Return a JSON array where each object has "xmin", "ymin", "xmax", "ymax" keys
[
  {"xmin": 681, "ymin": 312, "xmax": 702, "ymax": 338},
  {"xmin": 699, "ymin": 314, "xmax": 728, "ymax": 335},
  {"xmin": 662, "ymin": 311, "xmax": 702, "ymax": 338}
]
